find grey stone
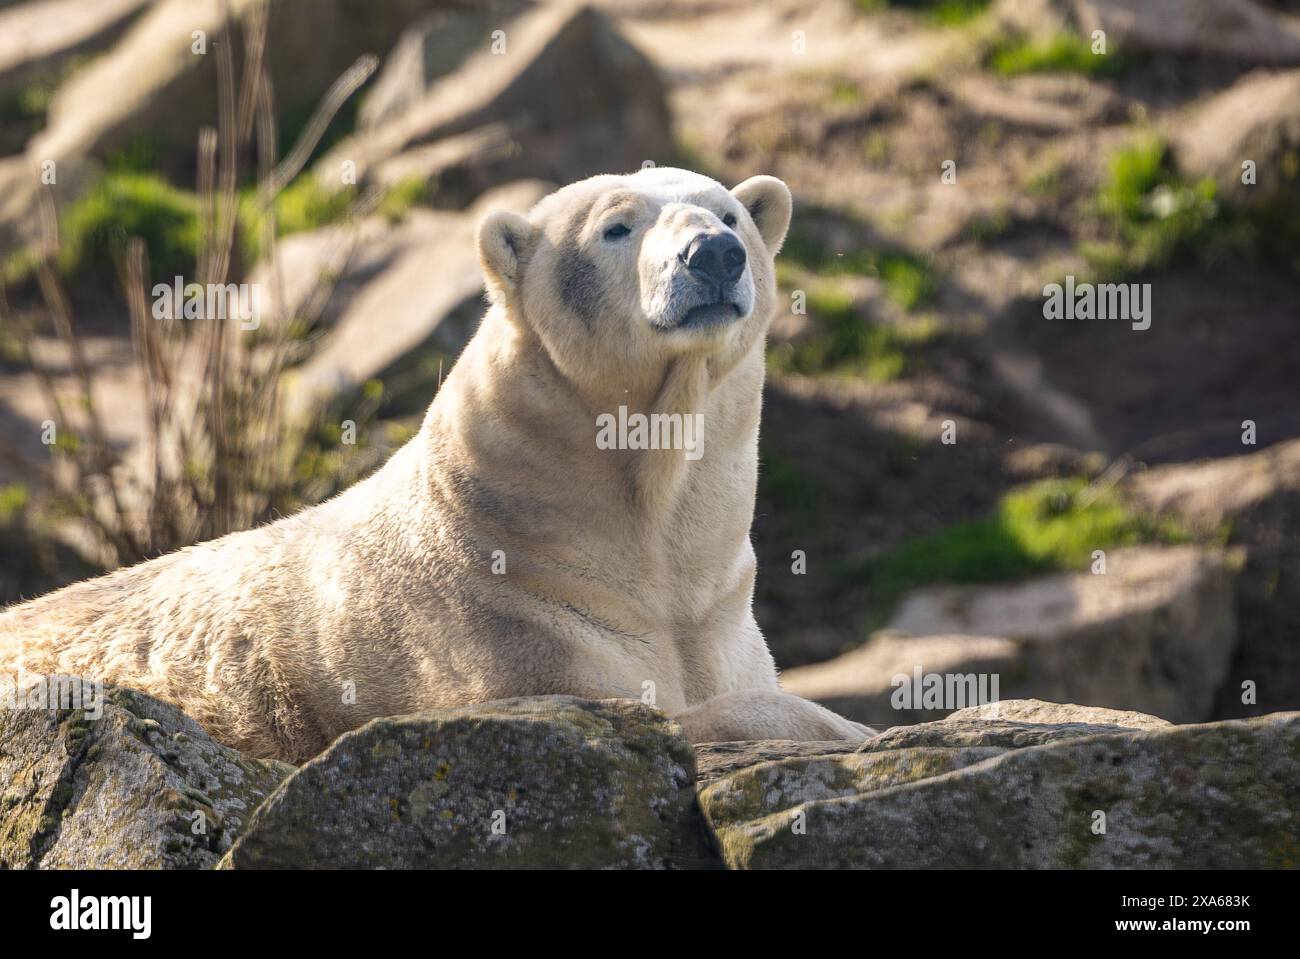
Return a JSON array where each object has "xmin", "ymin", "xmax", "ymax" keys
[
  {"xmin": 0, "ymin": 679, "xmax": 291, "ymax": 869},
  {"xmin": 220, "ymin": 695, "xmax": 718, "ymax": 869}
]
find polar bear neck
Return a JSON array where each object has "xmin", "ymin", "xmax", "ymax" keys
[{"xmin": 416, "ymin": 307, "xmax": 764, "ymax": 557}]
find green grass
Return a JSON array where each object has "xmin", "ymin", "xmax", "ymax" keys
[
  {"xmin": 768, "ymin": 287, "xmax": 938, "ymax": 382},
  {"xmin": 1083, "ymin": 137, "xmax": 1225, "ymax": 278},
  {"xmin": 377, "ymin": 176, "xmax": 430, "ymax": 224},
  {"xmin": 0, "ymin": 484, "xmax": 28, "ymax": 523},
  {"xmin": 855, "ymin": 477, "xmax": 1188, "ymax": 618},
  {"xmin": 57, "ymin": 172, "xmax": 200, "ymax": 283},
  {"xmin": 986, "ymin": 33, "xmax": 1125, "ymax": 77},
  {"xmin": 239, "ymin": 176, "xmax": 358, "ymax": 262},
  {"xmin": 855, "ymin": 0, "xmax": 992, "ymax": 26},
  {"xmin": 779, "ymin": 229, "xmax": 938, "ymax": 310},
  {"xmin": 264, "ymin": 176, "xmax": 356, "ymax": 236}
]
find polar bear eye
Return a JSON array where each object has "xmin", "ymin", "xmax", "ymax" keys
[
  {"xmin": 602, "ymin": 223, "xmax": 631, "ymax": 241},
  {"xmin": 722, "ymin": 213, "xmax": 738, "ymax": 228}
]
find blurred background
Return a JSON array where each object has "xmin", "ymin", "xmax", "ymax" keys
[{"xmin": 1, "ymin": 0, "xmax": 1297, "ymax": 728}]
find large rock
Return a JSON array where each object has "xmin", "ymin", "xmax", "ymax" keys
[
  {"xmin": 0, "ymin": 0, "xmax": 151, "ymax": 155},
  {"xmin": 220, "ymin": 696, "xmax": 716, "ymax": 869},
  {"xmin": 1170, "ymin": 68, "xmax": 1300, "ymax": 218},
  {"xmin": 357, "ymin": 0, "xmax": 532, "ymax": 131},
  {"xmin": 995, "ymin": 0, "xmax": 1300, "ymax": 64},
  {"xmin": 699, "ymin": 701, "xmax": 1300, "ymax": 869},
  {"xmin": 1129, "ymin": 441, "xmax": 1300, "ymax": 718},
  {"xmin": 0, "ymin": 0, "xmax": 150, "ymax": 90},
  {"xmin": 0, "ymin": 677, "xmax": 291, "ymax": 869},
  {"xmin": 782, "ymin": 546, "xmax": 1238, "ymax": 725},
  {"xmin": 314, "ymin": 3, "xmax": 672, "ymax": 203},
  {"xmin": 28, "ymin": 0, "xmax": 436, "ymax": 178}
]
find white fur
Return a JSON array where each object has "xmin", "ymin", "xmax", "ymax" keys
[{"xmin": 0, "ymin": 169, "xmax": 873, "ymax": 761}]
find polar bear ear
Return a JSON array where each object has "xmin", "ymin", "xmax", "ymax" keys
[
  {"xmin": 731, "ymin": 175, "xmax": 793, "ymax": 255},
  {"xmin": 476, "ymin": 210, "xmax": 539, "ymax": 300}
]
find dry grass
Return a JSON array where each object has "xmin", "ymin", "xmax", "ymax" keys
[{"xmin": 0, "ymin": 3, "xmax": 380, "ymax": 568}]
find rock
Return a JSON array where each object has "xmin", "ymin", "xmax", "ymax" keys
[
  {"xmin": 1170, "ymin": 68, "xmax": 1300, "ymax": 217},
  {"xmin": 946, "ymin": 697, "xmax": 1171, "ymax": 730},
  {"xmin": 314, "ymin": 3, "xmax": 672, "ymax": 204},
  {"xmin": 263, "ymin": 179, "xmax": 550, "ymax": 420},
  {"xmin": 1129, "ymin": 441, "xmax": 1300, "ymax": 718},
  {"xmin": 357, "ymin": 0, "xmax": 531, "ymax": 131},
  {"xmin": 995, "ymin": 0, "xmax": 1300, "ymax": 65},
  {"xmin": 220, "ymin": 696, "xmax": 717, "ymax": 869},
  {"xmin": 0, "ymin": 0, "xmax": 151, "ymax": 155},
  {"xmin": 949, "ymin": 74, "xmax": 1131, "ymax": 133},
  {"xmin": 694, "ymin": 740, "xmax": 861, "ymax": 787},
  {"xmin": 699, "ymin": 702, "xmax": 1300, "ymax": 869},
  {"xmin": 1130, "ymin": 439, "xmax": 1300, "ymax": 532},
  {"xmin": 28, "ymin": 0, "xmax": 437, "ymax": 180},
  {"xmin": 0, "ymin": 0, "xmax": 150, "ymax": 89},
  {"xmin": 0, "ymin": 677, "xmax": 291, "ymax": 869},
  {"xmin": 782, "ymin": 546, "xmax": 1238, "ymax": 725}
]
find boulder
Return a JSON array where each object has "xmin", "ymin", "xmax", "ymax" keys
[
  {"xmin": 1169, "ymin": 68, "xmax": 1300, "ymax": 225},
  {"xmin": 782, "ymin": 546, "xmax": 1238, "ymax": 725},
  {"xmin": 0, "ymin": 0, "xmax": 152, "ymax": 155},
  {"xmin": 357, "ymin": 0, "xmax": 532, "ymax": 131},
  {"xmin": 28, "ymin": 0, "xmax": 437, "ymax": 179},
  {"xmin": 220, "ymin": 696, "xmax": 717, "ymax": 869},
  {"xmin": 1129, "ymin": 440, "xmax": 1300, "ymax": 718},
  {"xmin": 0, "ymin": 0, "xmax": 150, "ymax": 90},
  {"xmin": 0, "ymin": 677, "xmax": 292, "ymax": 869},
  {"xmin": 994, "ymin": 0, "xmax": 1300, "ymax": 65},
  {"xmin": 699, "ymin": 701, "xmax": 1300, "ymax": 868},
  {"xmin": 314, "ymin": 3, "xmax": 672, "ymax": 204}
]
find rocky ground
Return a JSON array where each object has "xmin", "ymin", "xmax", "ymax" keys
[
  {"xmin": 3, "ymin": 685, "xmax": 1295, "ymax": 868},
  {"xmin": 0, "ymin": 0, "xmax": 1298, "ymax": 868}
]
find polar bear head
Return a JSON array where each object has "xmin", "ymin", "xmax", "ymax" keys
[{"xmin": 474, "ymin": 168, "xmax": 792, "ymax": 385}]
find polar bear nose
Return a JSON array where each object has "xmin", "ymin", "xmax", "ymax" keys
[{"xmin": 680, "ymin": 233, "xmax": 746, "ymax": 289}]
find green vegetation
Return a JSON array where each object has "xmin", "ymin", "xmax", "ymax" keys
[
  {"xmin": 0, "ymin": 484, "xmax": 28, "ymax": 523},
  {"xmin": 1025, "ymin": 157, "xmax": 1069, "ymax": 199},
  {"xmin": 962, "ymin": 209, "xmax": 1011, "ymax": 244},
  {"xmin": 986, "ymin": 33, "xmax": 1125, "ymax": 77},
  {"xmin": 768, "ymin": 287, "xmax": 938, "ymax": 382},
  {"xmin": 377, "ymin": 176, "xmax": 430, "ymax": 223},
  {"xmin": 57, "ymin": 172, "xmax": 200, "ymax": 283},
  {"xmin": 104, "ymin": 133, "xmax": 166, "ymax": 174},
  {"xmin": 1082, "ymin": 137, "xmax": 1227, "ymax": 278},
  {"xmin": 779, "ymin": 228, "xmax": 938, "ymax": 310},
  {"xmin": 855, "ymin": 477, "xmax": 1188, "ymax": 617},
  {"xmin": 855, "ymin": 0, "xmax": 992, "ymax": 27},
  {"xmin": 262, "ymin": 176, "xmax": 356, "ymax": 237},
  {"xmin": 239, "ymin": 176, "xmax": 358, "ymax": 262},
  {"xmin": 0, "ymin": 80, "xmax": 56, "ymax": 128}
]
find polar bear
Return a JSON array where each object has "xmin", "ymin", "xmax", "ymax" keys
[{"xmin": 0, "ymin": 168, "xmax": 873, "ymax": 762}]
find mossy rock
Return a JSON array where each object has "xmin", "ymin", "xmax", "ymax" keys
[
  {"xmin": 0, "ymin": 675, "xmax": 290, "ymax": 869},
  {"xmin": 220, "ymin": 696, "xmax": 718, "ymax": 870},
  {"xmin": 701, "ymin": 703, "xmax": 1300, "ymax": 869}
]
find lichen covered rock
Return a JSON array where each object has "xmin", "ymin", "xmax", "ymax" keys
[
  {"xmin": 0, "ymin": 680, "xmax": 291, "ymax": 869},
  {"xmin": 700, "ymin": 702, "xmax": 1300, "ymax": 869},
  {"xmin": 221, "ymin": 696, "xmax": 716, "ymax": 869}
]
